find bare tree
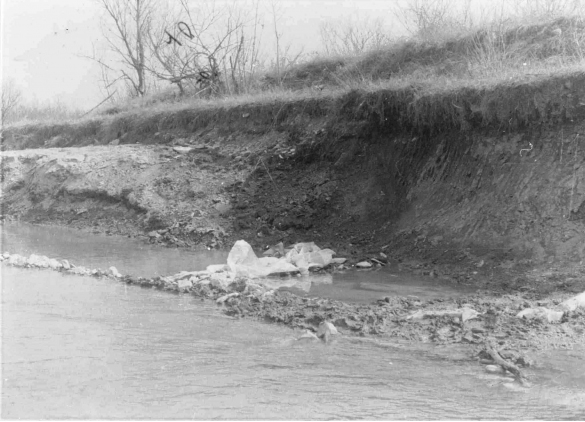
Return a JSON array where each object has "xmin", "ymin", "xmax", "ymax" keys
[
  {"xmin": 146, "ymin": 0, "xmax": 265, "ymax": 96},
  {"xmin": 270, "ymin": 0, "xmax": 283, "ymax": 81},
  {"xmin": 512, "ymin": 0, "xmax": 583, "ymax": 19},
  {"xmin": 1, "ymin": 79, "xmax": 22, "ymax": 125},
  {"xmin": 146, "ymin": 0, "xmax": 230, "ymax": 96},
  {"xmin": 263, "ymin": 0, "xmax": 305, "ymax": 87},
  {"xmin": 97, "ymin": 0, "xmax": 156, "ymax": 97},
  {"xmin": 393, "ymin": 0, "xmax": 475, "ymax": 41},
  {"xmin": 320, "ymin": 16, "xmax": 391, "ymax": 56}
]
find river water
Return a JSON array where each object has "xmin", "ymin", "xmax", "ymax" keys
[{"xmin": 2, "ymin": 223, "xmax": 585, "ymax": 419}]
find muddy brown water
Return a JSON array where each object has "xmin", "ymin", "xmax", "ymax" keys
[{"xmin": 2, "ymin": 223, "xmax": 585, "ymax": 419}]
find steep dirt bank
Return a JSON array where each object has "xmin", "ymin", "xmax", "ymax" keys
[{"xmin": 3, "ymin": 71, "xmax": 585, "ymax": 272}]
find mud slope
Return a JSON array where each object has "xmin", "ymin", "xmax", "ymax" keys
[{"xmin": 2, "ymin": 72, "xmax": 585, "ymax": 268}]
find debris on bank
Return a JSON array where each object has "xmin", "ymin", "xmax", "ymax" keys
[
  {"xmin": 228, "ymin": 239, "xmax": 344, "ymax": 277},
  {"xmin": 2, "ymin": 244, "xmax": 585, "ymax": 354}
]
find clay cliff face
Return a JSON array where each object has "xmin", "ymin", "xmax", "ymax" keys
[{"xmin": 2, "ymin": 72, "xmax": 585, "ymax": 265}]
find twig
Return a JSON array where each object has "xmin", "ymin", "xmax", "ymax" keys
[
  {"xmin": 485, "ymin": 338, "xmax": 529, "ymax": 386},
  {"xmin": 260, "ymin": 158, "xmax": 277, "ymax": 189},
  {"xmin": 79, "ymin": 91, "xmax": 118, "ymax": 118},
  {"xmin": 560, "ymin": 129, "xmax": 564, "ymax": 164},
  {"xmin": 569, "ymin": 134, "xmax": 580, "ymax": 218}
]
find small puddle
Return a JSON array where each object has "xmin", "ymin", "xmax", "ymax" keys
[
  {"xmin": 0, "ymin": 222, "xmax": 227, "ymax": 277},
  {"xmin": 307, "ymin": 269, "xmax": 477, "ymax": 302},
  {"xmin": 1, "ymin": 222, "xmax": 475, "ymax": 302}
]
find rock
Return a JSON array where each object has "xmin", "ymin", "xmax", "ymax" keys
[
  {"xmin": 47, "ymin": 258, "xmax": 62, "ymax": 270},
  {"xmin": 273, "ymin": 242, "xmax": 285, "ymax": 257},
  {"xmin": 168, "ymin": 271, "xmax": 197, "ymax": 281},
  {"xmin": 407, "ymin": 310, "xmax": 427, "ymax": 320},
  {"xmin": 285, "ymin": 247, "xmax": 303, "ymax": 264},
  {"xmin": 206, "ymin": 264, "xmax": 228, "ymax": 274},
  {"xmin": 297, "ymin": 330, "xmax": 320, "ymax": 342},
  {"xmin": 258, "ymin": 256, "xmax": 281, "ymax": 266},
  {"xmin": 227, "ymin": 239, "xmax": 259, "ymax": 272},
  {"xmin": 61, "ymin": 259, "xmax": 71, "ymax": 270},
  {"xmin": 485, "ymin": 364, "xmax": 504, "ymax": 374},
  {"xmin": 28, "ymin": 254, "xmax": 49, "ymax": 268},
  {"xmin": 331, "ymin": 257, "xmax": 347, "ymax": 264},
  {"xmin": 172, "ymin": 146, "xmax": 193, "ymax": 154},
  {"xmin": 148, "ymin": 231, "xmax": 161, "ymax": 239},
  {"xmin": 228, "ymin": 240, "xmax": 299, "ymax": 278},
  {"xmin": 70, "ymin": 266, "xmax": 89, "ymax": 275},
  {"xmin": 8, "ymin": 254, "xmax": 27, "ymax": 266},
  {"xmin": 214, "ymin": 203, "xmax": 231, "ymax": 216},
  {"xmin": 262, "ymin": 247, "xmax": 276, "ymax": 256},
  {"xmin": 308, "ymin": 250, "xmax": 333, "ymax": 267},
  {"xmin": 461, "ymin": 307, "xmax": 480, "ymax": 322},
  {"xmin": 407, "ymin": 307, "xmax": 480, "ymax": 324},
  {"xmin": 356, "ymin": 261, "xmax": 372, "ymax": 268},
  {"xmin": 243, "ymin": 282, "xmax": 267, "ymax": 297},
  {"xmin": 264, "ymin": 260, "xmax": 300, "ymax": 276},
  {"xmin": 216, "ymin": 292, "xmax": 239, "ymax": 304},
  {"xmin": 294, "ymin": 242, "xmax": 320, "ymax": 254},
  {"xmin": 197, "ymin": 277, "xmax": 211, "ymax": 286},
  {"xmin": 109, "ymin": 266, "xmax": 122, "ymax": 278},
  {"xmin": 560, "ymin": 291, "xmax": 585, "ymax": 312},
  {"xmin": 177, "ymin": 279, "xmax": 192, "ymax": 291},
  {"xmin": 109, "ymin": 139, "xmax": 120, "ymax": 146},
  {"xmin": 515, "ymin": 356, "xmax": 533, "ymax": 367},
  {"xmin": 516, "ymin": 307, "xmax": 564, "ymax": 323},
  {"xmin": 263, "ymin": 243, "xmax": 286, "ymax": 257},
  {"xmin": 316, "ymin": 321, "xmax": 339, "ymax": 342},
  {"xmin": 210, "ymin": 272, "xmax": 233, "ymax": 290},
  {"xmin": 258, "ymin": 278, "xmax": 313, "ymax": 293}
]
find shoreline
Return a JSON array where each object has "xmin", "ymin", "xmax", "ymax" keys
[{"xmin": 3, "ymin": 247, "xmax": 584, "ymax": 385}]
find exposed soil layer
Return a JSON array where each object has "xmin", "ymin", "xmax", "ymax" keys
[
  {"xmin": 2, "ymin": 73, "xmax": 585, "ymax": 366},
  {"xmin": 3, "ymin": 74, "xmax": 585, "ymax": 267}
]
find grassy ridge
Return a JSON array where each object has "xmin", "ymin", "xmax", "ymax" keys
[
  {"xmin": 277, "ymin": 16, "xmax": 585, "ymax": 90},
  {"xmin": 3, "ymin": 67, "xmax": 584, "ymax": 151},
  {"xmin": 2, "ymin": 17, "xmax": 585, "ymax": 150}
]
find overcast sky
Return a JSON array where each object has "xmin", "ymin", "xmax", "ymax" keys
[
  {"xmin": 1, "ymin": 0, "xmax": 414, "ymax": 109},
  {"xmin": 1, "ymin": 0, "xmax": 520, "ymax": 110}
]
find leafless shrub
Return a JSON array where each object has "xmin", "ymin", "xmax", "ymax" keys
[
  {"xmin": 392, "ymin": 0, "xmax": 476, "ymax": 41},
  {"xmin": 320, "ymin": 16, "xmax": 391, "ymax": 56},
  {"xmin": 96, "ymin": 0, "xmax": 157, "ymax": 97},
  {"xmin": 1, "ymin": 79, "xmax": 22, "ymax": 125}
]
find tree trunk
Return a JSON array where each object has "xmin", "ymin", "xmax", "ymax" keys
[{"xmin": 135, "ymin": 0, "xmax": 146, "ymax": 96}]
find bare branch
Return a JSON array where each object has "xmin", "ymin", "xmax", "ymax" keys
[{"xmin": 1, "ymin": 79, "xmax": 22, "ymax": 125}]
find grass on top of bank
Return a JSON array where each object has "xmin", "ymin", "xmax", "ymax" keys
[
  {"xmin": 2, "ymin": 15, "xmax": 585, "ymax": 150},
  {"xmin": 101, "ymin": 15, "xmax": 585, "ymax": 115}
]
